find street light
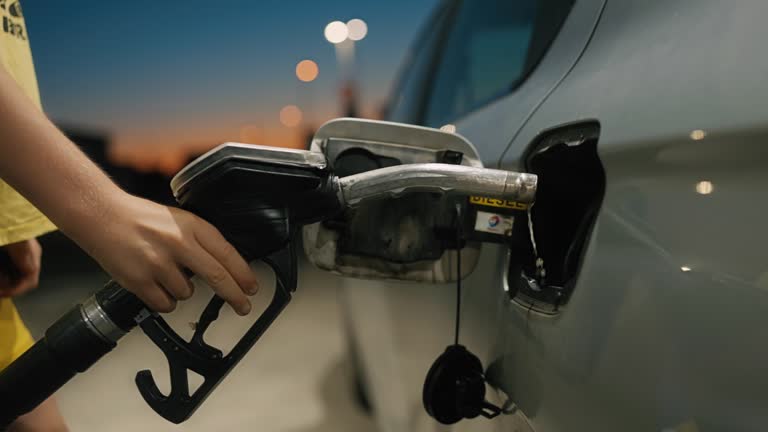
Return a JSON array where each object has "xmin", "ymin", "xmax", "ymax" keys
[
  {"xmin": 325, "ymin": 18, "xmax": 367, "ymax": 84},
  {"xmin": 324, "ymin": 21, "xmax": 348, "ymax": 44},
  {"xmin": 346, "ymin": 19, "xmax": 367, "ymax": 41},
  {"xmin": 295, "ymin": 59, "xmax": 319, "ymax": 82}
]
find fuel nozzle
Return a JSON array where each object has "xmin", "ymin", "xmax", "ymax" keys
[
  {"xmin": 152, "ymin": 143, "xmax": 538, "ymax": 422},
  {"xmin": 0, "ymin": 134, "xmax": 537, "ymax": 427}
]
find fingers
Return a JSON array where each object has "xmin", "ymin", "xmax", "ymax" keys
[
  {"xmin": 6, "ymin": 239, "xmax": 40, "ymax": 277},
  {"xmin": 135, "ymin": 280, "xmax": 177, "ymax": 313},
  {"xmin": 1, "ymin": 240, "xmax": 41, "ymax": 296},
  {"xmin": 2, "ymin": 271, "xmax": 37, "ymax": 297},
  {"xmin": 157, "ymin": 266, "xmax": 194, "ymax": 301},
  {"xmin": 95, "ymin": 203, "xmax": 259, "ymax": 316},
  {"xmin": 119, "ymin": 274, "xmax": 177, "ymax": 313},
  {"xmin": 193, "ymin": 222, "xmax": 259, "ymax": 296},
  {"xmin": 178, "ymin": 241, "xmax": 253, "ymax": 316},
  {"xmin": 0, "ymin": 272, "xmax": 36, "ymax": 297}
]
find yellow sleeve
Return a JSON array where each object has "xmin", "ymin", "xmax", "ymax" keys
[
  {"xmin": 0, "ymin": 297, "xmax": 35, "ymax": 370},
  {"xmin": 0, "ymin": 1, "xmax": 58, "ymax": 246}
]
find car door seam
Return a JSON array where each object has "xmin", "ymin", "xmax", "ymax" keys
[{"xmin": 496, "ymin": 0, "xmax": 608, "ymax": 168}]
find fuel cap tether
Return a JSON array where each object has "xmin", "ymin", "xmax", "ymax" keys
[{"xmin": 422, "ymin": 205, "xmax": 502, "ymax": 425}]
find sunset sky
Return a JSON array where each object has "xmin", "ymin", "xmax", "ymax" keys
[{"xmin": 23, "ymin": 1, "xmax": 438, "ymax": 171}]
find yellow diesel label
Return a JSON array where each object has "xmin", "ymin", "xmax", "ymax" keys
[{"xmin": 469, "ymin": 196, "xmax": 529, "ymax": 211}]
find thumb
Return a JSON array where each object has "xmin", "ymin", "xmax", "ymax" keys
[{"xmin": 6, "ymin": 240, "xmax": 35, "ymax": 275}]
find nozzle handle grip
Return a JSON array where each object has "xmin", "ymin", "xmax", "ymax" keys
[{"xmin": 134, "ymin": 236, "xmax": 298, "ymax": 423}]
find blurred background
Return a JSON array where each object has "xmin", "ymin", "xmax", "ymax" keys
[
  {"xmin": 28, "ymin": 0, "xmax": 439, "ymax": 198},
  {"xmin": 13, "ymin": 1, "xmax": 438, "ymax": 430}
]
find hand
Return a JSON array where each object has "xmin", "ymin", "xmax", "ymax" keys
[
  {"xmin": 74, "ymin": 193, "xmax": 259, "ymax": 315},
  {"xmin": 0, "ymin": 239, "xmax": 42, "ymax": 298}
]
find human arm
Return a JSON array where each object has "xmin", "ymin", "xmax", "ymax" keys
[{"xmin": 0, "ymin": 65, "xmax": 257, "ymax": 314}]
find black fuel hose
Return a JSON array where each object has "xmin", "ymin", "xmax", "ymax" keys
[{"xmin": 0, "ymin": 281, "xmax": 145, "ymax": 428}]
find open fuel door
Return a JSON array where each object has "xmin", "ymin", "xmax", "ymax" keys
[{"xmin": 303, "ymin": 118, "xmax": 533, "ymax": 283}]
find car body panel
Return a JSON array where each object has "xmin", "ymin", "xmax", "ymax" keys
[
  {"xmin": 340, "ymin": 0, "xmax": 768, "ymax": 431},
  {"xmin": 493, "ymin": 0, "xmax": 768, "ymax": 430}
]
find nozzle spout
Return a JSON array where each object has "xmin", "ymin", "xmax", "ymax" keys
[{"xmin": 337, "ymin": 163, "xmax": 537, "ymax": 208}]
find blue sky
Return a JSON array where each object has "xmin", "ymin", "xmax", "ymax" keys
[{"xmin": 23, "ymin": 0, "xmax": 438, "ymax": 153}]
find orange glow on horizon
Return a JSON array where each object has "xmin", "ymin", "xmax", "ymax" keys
[
  {"xmin": 103, "ymin": 99, "xmax": 382, "ymax": 175},
  {"xmin": 240, "ymin": 125, "xmax": 263, "ymax": 143},
  {"xmin": 109, "ymin": 123, "xmax": 308, "ymax": 175}
]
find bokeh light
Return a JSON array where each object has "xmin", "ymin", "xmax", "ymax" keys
[
  {"xmin": 295, "ymin": 59, "xmax": 319, "ymax": 82},
  {"xmin": 690, "ymin": 129, "xmax": 707, "ymax": 140},
  {"xmin": 279, "ymin": 105, "xmax": 303, "ymax": 127},
  {"xmin": 347, "ymin": 19, "xmax": 368, "ymax": 41},
  {"xmin": 324, "ymin": 21, "xmax": 348, "ymax": 44},
  {"xmin": 695, "ymin": 180, "xmax": 713, "ymax": 195}
]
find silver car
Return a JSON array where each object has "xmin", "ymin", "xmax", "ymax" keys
[{"xmin": 308, "ymin": 0, "xmax": 768, "ymax": 431}]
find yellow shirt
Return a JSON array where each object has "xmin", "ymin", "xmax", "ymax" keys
[
  {"xmin": 0, "ymin": 296, "xmax": 33, "ymax": 369},
  {"xmin": 0, "ymin": 0, "xmax": 57, "ymax": 367}
]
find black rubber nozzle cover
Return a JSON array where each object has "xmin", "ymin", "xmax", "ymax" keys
[{"xmin": 0, "ymin": 304, "xmax": 113, "ymax": 426}]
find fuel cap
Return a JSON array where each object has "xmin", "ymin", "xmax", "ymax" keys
[{"xmin": 422, "ymin": 344, "xmax": 488, "ymax": 424}]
